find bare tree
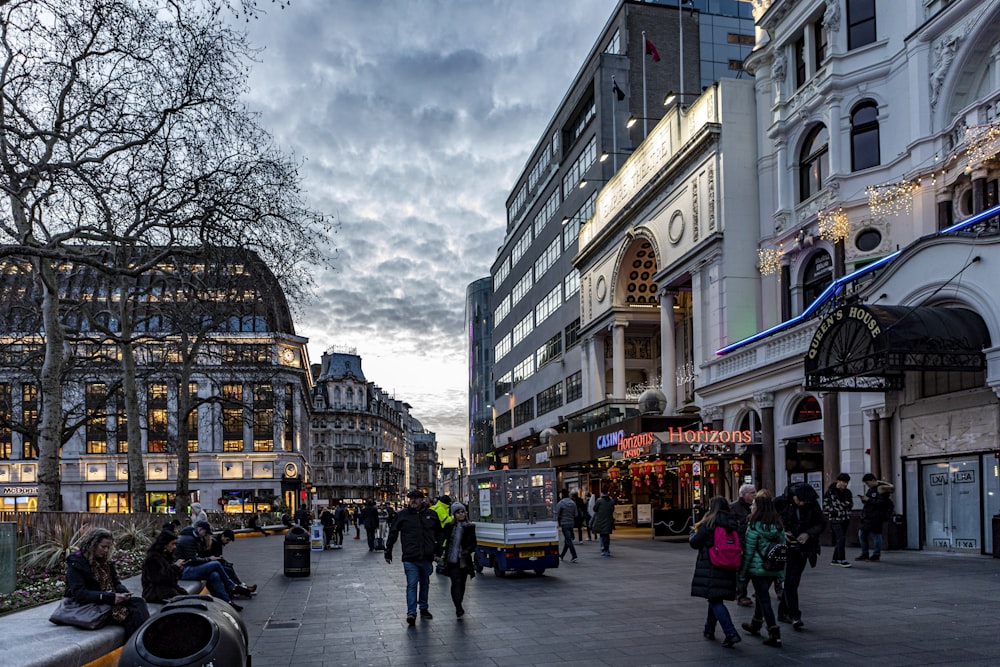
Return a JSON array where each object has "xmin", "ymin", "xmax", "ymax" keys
[{"xmin": 0, "ymin": 0, "xmax": 328, "ymax": 510}]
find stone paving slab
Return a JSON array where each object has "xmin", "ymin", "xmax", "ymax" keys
[{"xmin": 221, "ymin": 528, "xmax": 1000, "ymax": 667}]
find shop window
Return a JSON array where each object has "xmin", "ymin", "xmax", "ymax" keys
[
  {"xmin": 21, "ymin": 383, "xmax": 38, "ymax": 459},
  {"xmin": 799, "ymin": 125, "xmax": 829, "ymax": 201},
  {"xmin": 802, "ymin": 250, "xmax": 833, "ymax": 308},
  {"xmin": 850, "ymin": 101, "xmax": 880, "ymax": 171},
  {"xmin": 88, "ymin": 491, "xmax": 130, "ymax": 513},
  {"xmin": 847, "ymin": 0, "xmax": 877, "ymax": 50},
  {"xmin": 792, "ymin": 396, "xmax": 822, "ymax": 423}
]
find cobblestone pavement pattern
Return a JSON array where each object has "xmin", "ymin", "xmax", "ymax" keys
[{"xmin": 224, "ymin": 526, "xmax": 999, "ymax": 666}]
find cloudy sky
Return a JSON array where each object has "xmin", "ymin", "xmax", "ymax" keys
[{"xmin": 239, "ymin": 1, "xmax": 614, "ymax": 465}]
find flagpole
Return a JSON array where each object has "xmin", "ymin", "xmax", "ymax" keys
[
  {"xmin": 679, "ymin": 4, "xmax": 684, "ymax": 103},
  {"xmin": 642, "ymin": 30, "xmax": 648, "ymax": 136},
  {"xmin": 612, "ymin": 83, "xmax": 619, "ymax": 171}
]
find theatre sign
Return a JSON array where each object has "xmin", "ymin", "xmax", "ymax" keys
[{"xmin": 610, "ymin": 427, "xmax": 753, "ymax": 459}]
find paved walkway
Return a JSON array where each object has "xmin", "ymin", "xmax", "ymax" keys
[{"xmin": 223, "ymin": 526, "xmax": 999, "ymax": 667}]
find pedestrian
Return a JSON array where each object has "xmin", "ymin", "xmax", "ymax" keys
[
  {"xmin": 441, "ymin": 502, "xmax": 477, "ymax": 619},
  {"xmin": 688, "ymin": 496, "xmax": 742, "ymax": 648},
  {"xmin": 361, "ymin": 499, "xmax": 380, "ymax": 551},
  {"xmin": 730, "ymin": 483, "xmax": 757, "ymax": 607},
  {"xmin": 857, "ymin": 473, "xmax": 894, "ymax": 562},
  {"xmin": 824, "ymin": 473, "xmax": 854, "ymax": 566},
  {"xmin": 585, "ymin": 492, "xmax": 597, "ymax": 541},
  {"xmin": 775, "ymin": 482, "xmax": 827, "ymax": 630},
  {"xmin": 333, "ymin": 502, "xmax": 348, "ymax": 548},
  {"xmin": 430, "ymin": 494, "xmax": 453, "ymax": 573},
  {"xmin": 294, "ymin": 504, "xmax": 310, "ymax": 528},
  {"xmin": 571, "ymin": 491, "xmax": 587, "ymax": 543},
  {"xmin": 190, "ymin": 502, "xmax": 208, "ymax": 525},
  {"xmin": 384, "ymin": 489, "xmax": 444, "ymax": 625},
  {"xmin": 591, "ymin": 490, "xmax": 615, "ymax": 557},
  {"xmin": 738, "ymin": 490, "xmax": 785, "ymax": 648},
  {"xmin": 353, "ymin": 505, "xmax": 362, "ymax": 539},
  {"xmin": 319, "ymin": 506, "xmax": 335, "ymax": 549},
  {"xmin": 556, "ymin": 489, "xmax": 579, "ymax": 563}
]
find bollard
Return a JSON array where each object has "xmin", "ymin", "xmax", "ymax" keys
[
  {"xmin": 0, "ymin": 522, "xmax": 15, "ymax": 594},
  {"xmin": 310, "ymin": 519, "xmax": 324, "ymax": 552}
]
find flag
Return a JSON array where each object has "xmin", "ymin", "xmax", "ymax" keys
[
  {"xmin": 645, "ymin": 37, "xmax": 661, "ymax": 62},
  {"xmin": 612, "ymin": 77, "xmax": 625, "ymax": 101}
]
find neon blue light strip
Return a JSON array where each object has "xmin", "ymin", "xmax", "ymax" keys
[{"xmin": 715, "ymin": 202, "xmax": 1000, "ymax": 356}]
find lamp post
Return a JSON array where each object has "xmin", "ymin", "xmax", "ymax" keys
[{"xmin": 458, "ymin": 449, "xmax": 467, "ymax": 504}]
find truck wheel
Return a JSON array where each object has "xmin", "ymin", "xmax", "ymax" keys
[
  {"xmin": 533, "ymin": 568, "xmax": 546, "ymax": 575},
  {"xmin": 493, "ymin": 564, "xmax": 506, "ymax": 578}
]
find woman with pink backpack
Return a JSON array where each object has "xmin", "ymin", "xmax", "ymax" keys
[{"xmin": 689, "ymin": 496, "xmax": 742, "ymax": 648}]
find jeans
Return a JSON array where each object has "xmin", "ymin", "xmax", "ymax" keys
[
  {"xmin": 831, "ymin": 521, "xmax": 847, "ymax": 561},
  {"xmin": 750, "ymin": 576, "xmax": 778, "ymax": 627},
  {"xmin": 858, "ymin": 527, "xmax": 883, "ymax": 557},
  {"xmin": 182, "ymin": 561, "xmax": 236, "ymax": 602},
  {"xmin": 777, "ymin": 548, "xmax": 807, "ymax": 620},
  {"xmin": 402, "ymin": 560, "xmax": 433, "ymax": 615},
  {"xmin": 704, "ymin": 598, "xmax": 738, "ymax": 638},
  {"xmin": 220, "ymin": 560, "xmax": 242, "ymax": 586},
  {"xmin": 599, "ymin": 533, "xmax": 611, "ymax": 553},
  {"xmin": 560, "ymin": 525, "xmax": 578, "ymax": 559}
]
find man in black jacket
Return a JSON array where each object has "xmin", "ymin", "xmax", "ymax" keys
[
  {"xmin": 775, "ymin": 482, "xmax": 827, "ymax": 631},
  {"xmin": 360, "ymin": 499, "xmax": 381, "ymax": 551},
  {"xmin": 175, "ymin": 521, "xmax": 248, "ymax": 610},
  {"xmin": 384, "ymin": 489, "xmax": 444, "ymax": 625}
]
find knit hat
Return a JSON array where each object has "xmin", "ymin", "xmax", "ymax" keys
[
  {"xmin": 450, "ymin": 502, "xmax": 467, "ymax": 516},
  {"xmin": 194, "ymin": 520, "xmax": 213, "ymax": 533}
]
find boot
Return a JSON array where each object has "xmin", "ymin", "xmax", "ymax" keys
[
  {"xmin": 763, "ymin": 625, "xmax": 782, "ymax": 647},
  {"xmin": 740, "ymin": 617, "xmax": 763, "ymax": 636}
]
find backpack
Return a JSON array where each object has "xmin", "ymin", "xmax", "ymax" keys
[
  {"xmin": 761, "ymin": 541, "xmax": 788, "ymax": 572},
  {"xmin": 709, "ymin": 525, "xmax": 742, "ymax": 571}
]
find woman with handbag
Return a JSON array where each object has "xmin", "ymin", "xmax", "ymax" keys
[
  {"xmin": 141, "ymin": 530, "xmax": 188, "ymax": 603},
  {"xmin": 58, "ymin": 528, "xmax": 149, "ymax": 636},
  {"xmin": 441, "ymin": 503, "xmax": 477, "ymax": 619}
]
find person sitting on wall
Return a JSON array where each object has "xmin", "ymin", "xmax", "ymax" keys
[
  {"xmin": 175, "ymin": 521, "xmax": 250, "ymax": 611},
  {"xmin": 142, "ymin": 530, "xmax": 188, "ymax": 603},
  {"xmin": 208, "ymin": 529, "xmax": 257, "ymax": 597}
]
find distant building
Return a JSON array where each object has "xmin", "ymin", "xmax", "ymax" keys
[
  {"xmin": 412, "ymin": 425, "xmax": 439, "ymax": 498},
  {"xmin": 465, "ymin": 277, "xmax": 493, "ymax": 472}
]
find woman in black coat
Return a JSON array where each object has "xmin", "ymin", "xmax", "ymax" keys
[
  {"xmin": 441, "ymin": 503, "xmax": 477, "ymax": 619},
  {"xmin": 142, "ymin": 530, "xmax": 188, "ymax": 603},
  {"xmin": 689, "ymin": 496, "xmax": 742, "ymax": 648}
]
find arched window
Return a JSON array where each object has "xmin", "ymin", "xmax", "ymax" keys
[
  {"xmin": 799, "ymin": 125, "xmax": 829, "ymax": 201},
  {"xmin": 851, "ymin": 101, "xmax": 880, "ymax": 171},
  {"xmin": 802, "ymin": 250, "xmax": 834, "ymax": 307},
  {"xmin": 333, "ymin": 387, "xmax": 341, "ymax": 405},
  {"xmin": 791, "ymin": 396, "xmax": 822, "ymax": 423}
]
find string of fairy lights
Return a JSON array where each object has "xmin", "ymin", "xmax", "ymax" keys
[{"xmin": 757, "ymin": 120, "xmax": 1000, "ymax": 276}]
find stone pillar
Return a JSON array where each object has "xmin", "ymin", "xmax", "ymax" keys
[
  {"xmin": 702, "ymin": 406, "xmax": 724, "ymax": 431},
  {"xmin": 581, "ymin": 338, "xmax": 592, "ymax": 406},
  {"xmin": 755, "ymin": 391, "xmax": 776, "ymax": 493},
  {"xmin": 973, "ymin": 170, "xmax": 987, "ymax": 214},
  {"xmin": 822, "ymin": 392, "xmax": 840, "ymax": 489},
  {"xmin": 611, "ymin": 320, "xmax": 627, "ymax": 400},
  {"xmin": 659, "ymin": 289, "xmax": 677, "ymax": 414},
  {"xmin": 937, "ymin": 199, "xmax": 953, "ymax": 231},
  {"xmin": 866, "ymin": 409, "xmax": 881, "ymax": 478},
  {"xmin": 879, "ymin": 412, "xmax": 893, "ymax": 483}
]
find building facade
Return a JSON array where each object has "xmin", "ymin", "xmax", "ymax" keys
[
  {"xmin": 0, "ymin": 249, "xmax": 312, "ymax": 515},
  {"xmin": 465, "ymin": 277, "xmax": 493, "ymax": 473}
]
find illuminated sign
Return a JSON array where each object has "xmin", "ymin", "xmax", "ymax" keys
[
  {"xmin": 597, "ymin": 430, "xmax": 626, "ymax": 450},
  {"xmin": 2, "ymin": 486, "xmax": 37, "ymax": 496},
  {"xmin": 617, "ymin": 432, "xmax": 656, "ymax": 458},
  {"xmin": 664, "ymin": 428, "xmax": 753, "ymax": 444}
]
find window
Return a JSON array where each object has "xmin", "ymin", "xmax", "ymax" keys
[
  {"xmin": 0, "ymin": 384, "xmax": 10, "ymax": 460},
  {"xmin": 794, "ymin": 36, "xmax": 806, "ymax": 88},
  {"xmin": 86, "ymin": 383, "xmax": 108, "ymax": 454},
  {"xmin": 495, "ymin": 411, "xmax": 512, "ymax": 434},
  {"xmin": 285, "ymin": 384, "xmax": 294, "ymax": 451},
  {"xmin": 21, "ymin": 383, "xmax": 37, "ymax": 459},
  {"xmin": 494, "ymin": 332, "xmax": 512, "ymax": 362},
  {"xmin": 813, "ymin": 20, "xmax": 827, "ymax": 66},
  {"xmin": 792, "ymin": 396, "xmax": 822, "ymax": 423},
  {"xmin": 561, "ymin": 136, "xmax": 598, "ymax": 198},
  {"xmin": 564, "ymin": 318, "xmax": 581, "ymax": 350},
  {"xmin": 511, "ymin": 272, "xmax": 532, "ymax": 306},
  {"xmin": 802, "ymin": 251, "xmax": 834, "ymax": 307},
  {"xmin": 563, "ymin": 190, "xmax": 596, "ymax": 251},
  {"xmin": 222, "ymin": 383, "xmax": 244, "ymax": 452},
  {"xmin": 534, "ymin": 237, "xmax": 560, "ymax": 281},
  {"xmin": 534, "ymin": 191, "xmax": 560, "ymax": 238},
  {"xmin": 513, "ymin": 400, "xmax": 535, "ymax": 427},
  {"xmin": 185, "ymin": 382, "xmax": 198, "ymax": 452},
  {"xmin": 855, "ymin": 228, "xmax": 882, "ymax": 252},
  {"xmin": 493, "ymin": 256, "xmax": 510, "ymax": 291},
  {"xmin": 536, "ymin": 382, "xmax": 563, "ymax": 416},
  {"xmin": 494, "ymin": 371, "xmax": 513, "ymax": 398},
  {"xmin": 535, "ymin": 333, "xmax": 562, "ymax": 370},
  {"xmin": 566, "ymin": 371, "xmax": 583, "ymax": 403},
  {"xmin": 563, "ymin": 270, "xmax": 580, "ymax": 299},
  {"xmin": 847, "ymin": 0, "xmax": 876, "ymax": 50},
  {"xmin": 513, "ymin": 356, "xmax": 534, "ymax": 385},
  {"xmin": 799, "ymin": 125, "xmax": 829, "ymax": 201},
  {"xmin": 114, "ymin": 388, "xmax": 128, "ymax": 454},
  {"xmin": 494, "ymin": 293, "xmax": 511, "ymax": 324},
  {"xmin": 508, "ymin": 184, "xmax": 527, "ymax": 227},
  {"xmin": 88, "ymin": 492, "xmax": 131, "ymax": 513},
  {"xmin": 253, "ymin": 383, "xmax": 274, "ymax": 452},
  {"xmin": 512, "ymin": 230, "xmax": 532, "ymax": 265},
  {"xmin": 513, "ymin": 314, "xmax": 533, "ymax": 347},
  {"xmin": 605, "ymin": 28, "xmax": 621, "ymax": 55},
  {"xmin": 850, "ymin": 101, "xmax": 880, "ymax": 171},
  {"xmin": 147, "ymin": 383, "xmax": 168, "ymax": 453},
  {"xmin": 534, "ymin": 284, "xmax": 562, "ymax": 326}
]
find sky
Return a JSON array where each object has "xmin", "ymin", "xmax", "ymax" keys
[{"xmin": 238, "ymin": 1, "xmax": 615, "ymax": 467}]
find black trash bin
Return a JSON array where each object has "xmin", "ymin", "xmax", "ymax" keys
[
  {"xmin": 119, "ymin": 595, "xmax": 248, "ymax": 667},
  {"xmin": 284, "ymin": 524, "xmax": 311, "ymax": 577}
]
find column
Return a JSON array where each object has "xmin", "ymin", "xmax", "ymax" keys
[
  {"xmin": 973, "ymin": 169, "xmax": 987, "ymax": 214},
  {"xmin": 879, "ymin": 410, "xmax": 893, "ymax": 483},
  {"xmin": 755, "ymin": 391, "xmax": 775, "ymax": 493},
  {"xmin": 865, "ymin": 408, "xmax": 881, "ymax": 478},
  {"xmin": 580, "ymin": 338, "xmax": 592, "ymax": 406},
  {"xmin": 611, "ymin": 320, "xmax": 627, "ymax": 400},
  {"xmin": 822, "ymin": 392, "xmax": 840, "ymax": 489},
  {"xmin": 591, "ymin": 334, "xmax": 606, "ymax": 401},
  {"xmin": 659, "ymin": 289, "xmax": 677, "ymax": 414}
]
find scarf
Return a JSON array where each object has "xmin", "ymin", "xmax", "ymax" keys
[
  {"xmin": 92, "ymin": 557, "xmax": 129, "ymax": 623},
  {"xmin": 446, "ymin": 521, "xmax": 466, "ymax": 564}
]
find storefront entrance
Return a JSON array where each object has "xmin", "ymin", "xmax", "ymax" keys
[{"xmin": 921, "ymin": 459, "xmax": 981, "ymax": 553}]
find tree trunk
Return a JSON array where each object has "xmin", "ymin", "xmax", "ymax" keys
[
  {"xmin": 118, "ymin": 280, "xmax": 147, "ymax": 513},
  {"xmin": 173, "ymin": 337, "xmax": 195, "ymax": 514},
  {"xmin": 35, "ymin": 262, "xmax": 65, "ymax": 512}
]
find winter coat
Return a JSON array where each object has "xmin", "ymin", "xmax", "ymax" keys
[
  {"xmin": 556, "ymin": 497, "xmax": 578, "ymax": 528},
  {"xmin": 333, "ymin": 505, "xmax": 348, "ymax": 527},
  {"xmin": 141, "ymin": 550, "xmax": 186, "ymax": 603},
  {"xmin": 294, "ymin": 507, "xmax": 311, "ymax": 527},
  {"xmin": 860, "ymin": 481, "xmax": 895, "ymax": 531},
  {"xmin": 591, "ymin": 495, "xmax": 615, "ymax": 534},
  {"xmin": 572, "ymin": 495, "xmax": 588, "ymax": 527},
  {"xmin": 430, "ymin": 500, "xmax": 454, "ymax": 530},
  {"xmin": 442, "ymin": 522, "xmax": 478, "ymax": 580},
  {"xmin": 778, "ymin": 484, "xmax": 827, "ymax": 567},
  {"xmin": 688, "ymin": 512, "xmax": 740, "ymax": 601},
  {"xmin": 824, "ymin": 484, "xmax": 854, "ymax": 523},
  {"xmin": 361, "ymin": 504, "xmax": 380, "ymax": 530},
  {"xmin": 730, "ymin": 497, "xmax": 752, "ymax": 539},
  {"xmin": 174, "ymin": 526, "xmax": 211, "ymax": 565},
  {"xmin": 189, "ymin": 503, "xmax": 208, "ymax": 524},
  {"xmin": 319, "ymin": 509, "xmax": 334, "ymax": 527},
  {"xmin": 385, "ymin": 506, "xmax": 444, "ymax": 563},
  {"xmin": 65, "ymin": 552, "xmax": 129, "ymax": 605},
  {"xmin": 737, "ymin": 521, "xmax": 786, "ymax": 582}
]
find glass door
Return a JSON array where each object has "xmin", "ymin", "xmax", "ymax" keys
[{"xmin": 922, "ymin": 459, "xmax": 981, "ymax": 552}]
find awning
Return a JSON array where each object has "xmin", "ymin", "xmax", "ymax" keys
[{"xmin": 804, "ymin": 305, "xmax": 990, "ymax": 391}]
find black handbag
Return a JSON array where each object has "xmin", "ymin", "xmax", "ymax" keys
[{"xmin": 49, "ymin": 598, "xmax": 113, "ymax": 630}]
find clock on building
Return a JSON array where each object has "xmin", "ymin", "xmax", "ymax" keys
[
  {"xmin": 281, "ymin": 347, "xmax": 297, "ymax": 364},
  {"xmin": 284, "ymin": 462, "xmax": 298, "ymax": 478}
]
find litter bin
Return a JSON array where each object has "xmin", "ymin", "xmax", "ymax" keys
[
  {"xmin": 284, "ymin": 524, "xmax": 311, "ymax": 577},
  {"xmin": 119, "ymin": 595, "xmax": 248, "ymax": 667}
]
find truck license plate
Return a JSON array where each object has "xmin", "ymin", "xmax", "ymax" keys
[{"xmin": 520, "ymin": 550, "xmax": 543, "ymax": 558}]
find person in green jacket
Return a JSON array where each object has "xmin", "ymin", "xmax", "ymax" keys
[
  {"xmin": 430, "ymin": 494, "xmax": 453, "ymax": 573},
  {"xmin": 737, "ymin": 489, "xmax": 786, "ymax": 648}
]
